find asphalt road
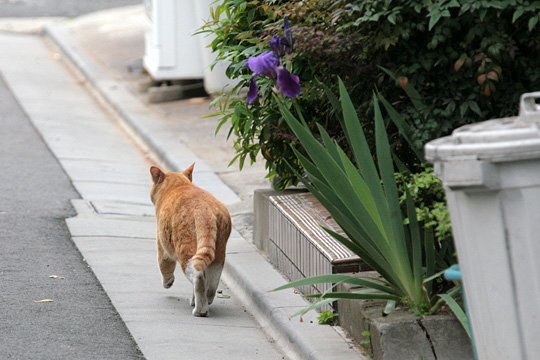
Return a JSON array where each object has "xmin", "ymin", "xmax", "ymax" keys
[
  {"xmin": 0, "ymin": 0, "xmax": 141, "ymax": 17},
  {"xmin": 0, "ymin": 74, "xmax": 144, "ymax": 359}
]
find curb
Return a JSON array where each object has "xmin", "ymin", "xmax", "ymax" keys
[
  {"xmin": 223, "ymin": 233, "xmax": 362, "ymax": 360},
  {"xmin": 44, "ymin": 23, "xmax": 239, "ymax": 206},
  {"xmin": 44, "ymin": 24, "xmax": 199, "ymax": 174},
  {"xmin": 44, "ymin": 21, "xmax": 365, "ymax": 360}
]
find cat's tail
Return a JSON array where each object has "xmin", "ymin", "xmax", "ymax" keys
[{"xmin": 192, "ymin": 214, "xmax": 217, "ymax": 272}]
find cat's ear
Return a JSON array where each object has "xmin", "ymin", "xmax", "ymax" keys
[
  {"xmin": 183, "ymin": 163, "xmax": 195, "ymax": 182},
  {"xmin": 150, "ymin": 166, "xmax": 165, "ymax": 184}
]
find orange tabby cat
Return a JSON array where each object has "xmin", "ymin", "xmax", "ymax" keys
[{"xmin": 149, "ymin": 164, "xmax": 231, "ymax": 317}]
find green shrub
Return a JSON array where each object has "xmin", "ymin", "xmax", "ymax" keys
[
  {"xmin": 396, "ymin": 166, "xmax": 451, "ymax": 244},
  {"xmin": 332, "ymin": 0, "xmax": 540, "ymax": 150},
  {"xmin": 204, "ymin": 0, "xmax": 540, "ymax": 188},
  {"xmin": 204, "ymin": 0, "xmax": 372, "ymax": 189}
]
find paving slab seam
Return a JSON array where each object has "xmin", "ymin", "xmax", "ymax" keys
[
  {"xmin": 44, "ymin": 21, "xmax": 366, "ymax": 360},
  {"xmin": 44, "ymin": 24, "xmax": 205, "ymax": 178},
  {"xmin": 42, "ymin": 27, "xmax": 169, "ymax": 173},
  {"xmin": 44, "ymin": 24, "xmax": 241, "ymax": 207}
]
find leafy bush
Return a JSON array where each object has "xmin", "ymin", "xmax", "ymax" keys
[
  {"xmin": 332, "ymin": 0, "xmax": 540, "ymax": 149},
  {"xmin": 396, "ymin": 166, "xmax": 451, "ymax": 244},
  {"xmin": 204, "ymin": 0, "xmax": 540, "ymax": 188},
  {"xmin": 204, "ymin": 0, "xmax": 372, "ymax": 188}
]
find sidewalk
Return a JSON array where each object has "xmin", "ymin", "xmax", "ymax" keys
[{"xmin": 1, "ymin": 5, "xmax": 364, "ymax": 360}]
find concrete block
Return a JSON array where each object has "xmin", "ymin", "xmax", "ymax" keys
[
  {"xmin": 262, "ymin": 191, "xmax": 364, "ymax": 304},
  {"xmin": 337, "ymin": 281, "xmax": 474, "ymax": 360},
  {"xmin": 253, "ymin": 188, "xmax": 306, "ymax": 253},
  {"xmin": 61, "ymin": 159, "xmax": 149, "ymax": 185},
  {"xmin": 66, "ymin": 216, "xmax": 155, "ymax": 239},
  {"xmin": 222, "ymin": 233, "xmax": 366, "ymax": 360},
  {"xmin": 421, "ymin": 315, "xmax": 474, "ymax": 360},
  {"xmin": 90, "ymin": 200, "xmax": 155, "ymax": 218},
  {"xmin": 72, "ymin": 181, "xmax": 152, "ymax": 205},
  {"xmin": 371, "ymin": 315, "xmax": 435, "ymax": 360}
]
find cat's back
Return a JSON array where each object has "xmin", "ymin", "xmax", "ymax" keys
[{"xmin": 159, "ymin": 182, "xmax": 230, "ymax": 225}]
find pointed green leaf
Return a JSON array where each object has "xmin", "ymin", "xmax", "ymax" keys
[
  {"xmin": 423, "ymin": 268, "xmax": 446, "ymax": 284},
  {"xmin": 424, "ymin": 226, "xmax": 435, "ymax": 294},
  {"xmin": 338, "ymin": 79, "xmax": 385, "ymax": 204},
  {"xmin": 317, "ymin": 124, "xmax": 344, "ymax": 170},
  {"xmin": 405, "ymin": 188, "xmax": 422, "ymax": 293},
  {"xmin": 291, "ymin": 149, "xmax": 323, "ymax": 184},
  {"xmin": 378, "ymin": 93, "xmax": 423, "ymax": 160},
  {"xmin": 438, "ymin": 293, "xmax": 471, "ymax": 338},
  {"xmin": 374, "ymin": 95, "xmax": 406, "ymax": 246},
  {"xmin": 308, "ymin": 175, "xmax": 388, "ymax": 252},
  {"xmin": 336, "ymin": 147, "xmax": 389, "ymax": 238},
  {"xmin": 529, "ymin": 16, "xmax": 539, "ymax": 31},
  {"xmin": 290, "ymin": 298, "xmax": 337, "ymax": 318},
  {"xmin": 323, "ymin": 228, "xmax": 404, "ymax": 292},
  {"xmin": 309, "ymin": 291, "xmax": 400, "ymax": 301},
  {"xmin": 373, "ymin": 94, "xmax": 414, "ymax": 295},
  {"xmin": 272, "ymin": 273, "xmax": 398, "ymax": 295},
  {"xmin": 292, "ymin": 100, "xmax": 308, "ymax": 126},
  {"xmin": 321, "ymin": 80, "xmax": 342, "ymax": 118}
]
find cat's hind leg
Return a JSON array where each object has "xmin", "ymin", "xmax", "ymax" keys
[
  {"xmin": 158, "ymin": 242, "xmax": 176, "ymax": 289},
  {"xmin": 186, "ymin": 259, "xmax": 209, "ymax": 317},
  {"xmin": 193, "ymin": 273, "xmax": 209, "ymax": 317},
  {"xmin": 205, "ymin": 263, "xmax": 223, "ymax": 305}
]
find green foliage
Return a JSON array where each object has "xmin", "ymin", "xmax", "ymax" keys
[
  {"xmin": 274, "ymin": 80, "xmax": 455, "ymax": 315},
  {"xmin": 439, "ymin": 291, "xmax": 471, "ymax": 339},
  {"xmin": 332, "ymin": 0, "xmax": 540, "ymax": 150},
  {"xmin": 317, "ymin": 310, "xmax": 338, "ymax": 325},
  {"xmin": 396, "ymin": 166, "xmax": 452, "ymax": 244},
  {"xmin": 360, "ymin": 330, "xmax": 371, "ymax": 347},
  {"xmin": 204, "ymin": 0, "xmax": 540, "ymax": 188},
  {"xmin": 203, "ymin": 0, "xmax": 344, "ymax": 189}
]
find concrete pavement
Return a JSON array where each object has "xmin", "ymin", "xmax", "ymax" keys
[
  {"xmin": 0, "ymin": 5, "xmax": 365, "ymax": 360},
  {"xmin": 0, "ymin": 32, "xmax": 285, "ymax": 360},
  {"xmin": 0, "ymin": 71, "xmax": 144, "ymax": 360}
]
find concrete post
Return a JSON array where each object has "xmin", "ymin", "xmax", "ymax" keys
[{"xmin": 425, "ymin": 92, "xmax": 540, "ymax": 360}]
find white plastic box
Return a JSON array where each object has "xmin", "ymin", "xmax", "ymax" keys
[
  {"xmin": 143, "ymin": 0, "xmax": 203, "ymax": 80},
  {"xmin": 425, "ymin": 92, "xmax": 540, "ymax": 360}
]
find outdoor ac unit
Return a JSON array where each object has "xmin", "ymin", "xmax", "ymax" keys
[{"xmin": 143, "ymin": 0, "xmax": 203, "ymax": 80}]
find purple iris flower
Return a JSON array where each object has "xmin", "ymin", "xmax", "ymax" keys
[
  {"xmin": 247, "ymin": 77, "xmax": 259, "ymax": 105},
  {"xmin": 244, "ymin": 18, "xmax": 300, "ymax": 104},
  {"xmin": 244, "ymin": 54, "xmax": 300, "ymax": 104},
  {"xmin": 284, "ymin": 17, "xmax": 292, "ymax": 43},
  {"xmin": 277, "ymin": 68, "xmax": 300, "ymax": 98},
  {"xmin": 269, "ymin": 35, "xmax": 286, "ymax": 57},
  {"xmin": 269, "ymin": 18, "xmax": 293, "ymax": 56},
  {"xmin": 244, "ymin": 51, "xmax": 279, "ymax": 77}
]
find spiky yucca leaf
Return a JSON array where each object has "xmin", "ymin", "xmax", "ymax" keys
[{"xmin": 275, "ymin": 80, "xmax": 431, "ymax": 311}]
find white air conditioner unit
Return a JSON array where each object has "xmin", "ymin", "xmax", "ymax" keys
[{"xmin": 143, "ymin": 0, "xmax": 203, "ymax": 80}]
